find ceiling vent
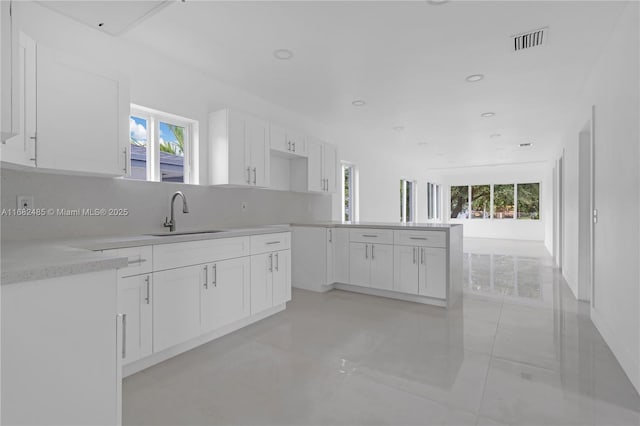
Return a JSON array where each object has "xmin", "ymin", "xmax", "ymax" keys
[{"xmin": 512, "ymin": 27, "xmax": 547, "ymax": 52}]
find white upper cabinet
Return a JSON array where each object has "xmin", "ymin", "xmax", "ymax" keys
[
  {"xmin": 269, "ymin": 123, "xmax": 307, "ymax": 157},
  {"xmin": 2, "ymin": 35, "xmax": 129, "ymax": 176},
  {"xmin": 307, "ymin": 137, "xmax": 337, "ymax": 193},
  {"xmin": 1, "ymin": 32, "xmax": 36, "ymax": 166},
  {"xmin": 36, "ymin": 44, "xmax": 129, "ymax": 176},
  {"xmin": 209, "ymin": 109, "xmax": 270, "ymax": 187}
]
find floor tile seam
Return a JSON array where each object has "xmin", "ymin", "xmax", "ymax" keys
[
  {"xmin": 341, "ymin": 367, "xmax": 483, "ymax": 421},
  {"xmin": 477, "ymin": 296, "xmax": 505, "ymax": 420}
]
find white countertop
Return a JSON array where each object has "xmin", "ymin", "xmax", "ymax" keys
[
  {"xmin": 1, "ymin": 225, "xmax": 291, "ymax": 285},
  {"xmin": 291, "ymin": 222, "xmax": 461, "ymax": 231}
]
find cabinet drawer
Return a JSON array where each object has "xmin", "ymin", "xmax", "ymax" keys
[
  {"xmin": 250, "ymin": 232, "xmax": 291, "ymax": 255},
  {"xmin": 104, "ymin": 245, "xmax": 152, "ymax": 278},
  {"xmin": 154, "ymin": 236, "xmax": 250, "ymax": 271},
  {"xmin": 394, "ymin": 230, "xmax": 447, "ymax": 248},
  {"xmin": 349, "ymin": 228, "xmax": 394, "ymax": 245}
]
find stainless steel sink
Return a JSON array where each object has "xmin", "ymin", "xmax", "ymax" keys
[{"xmin": 147, "ymin": 230, "xmax": 225, "ymax": 237}]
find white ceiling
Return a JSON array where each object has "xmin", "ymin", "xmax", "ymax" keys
[
  {"xmin": 121, "ymin": 1, "xmax": 626, "ymax": 168},
  {"xmin": 39, "ymin": 1, "xmax": 171, "ymax": 36}
]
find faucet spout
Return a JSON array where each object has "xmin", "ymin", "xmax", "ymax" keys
[{"xmin": 163, "ymin": 191, "xmax": 189, "ymax": 232}]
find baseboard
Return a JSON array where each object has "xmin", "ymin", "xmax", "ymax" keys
[
  {"xmin": 292, "ymin": 283, "xmax": 334, "ymax": 293},
  {"xmin": 590, "ymin": 306, "xmax": 640, "ymax": 395},
  {"xmin": 333, "ymin": 283, "xmax": 447, "ymax": 307},
  {"xmin": 123, "ymin": 303, "xmax": 286, "ymax": 377}
]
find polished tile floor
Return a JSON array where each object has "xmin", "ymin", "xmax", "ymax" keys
[{"xmin": 124, "ymin": 239, "xmax": 640, "ymax": 425}]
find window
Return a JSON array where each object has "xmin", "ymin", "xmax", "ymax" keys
[
  {"xmin": 342, "ymin": 163, "xmax": 357, "ymax": 222},
  {"xmin": 128, "ymin": 105, "xmax": 196, "ymax": 184},
  {"xmin": 494, "ymin": 184, "xmax": 514, "ymax": 219},
  {"xmin": 400, "ymin": 179, "xmax": 416, "ymax": 223},
  {"xmin": 449, "ymin": 182, "xmax": 540, "ymax": 220},
  {"xmin": 426, "ymin": 182, "xmax": 442, "ymax": 220},
  {"xmin": 517, "ymin": 183, "xmax": 540, "ymax": 219},
  {"xmin": 471, "ymin": 185, "xmax": 491, "ymax": 219},
  {"xmin": 450, "ymin": 185, "xmax": 469, "ymax": 219}
]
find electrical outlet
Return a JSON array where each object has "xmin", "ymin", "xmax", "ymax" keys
[
  {"xmin": 17, "ymin": 195, "xmax": 34, "ymax": 209},
  {"xmin": 241, "ymin": 202, "xmax": 247, "ymax": 212}
]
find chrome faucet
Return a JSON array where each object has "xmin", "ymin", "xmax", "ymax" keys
[{"xmin": 163, "ymin": 191, "xmax": 189, "ymax": 232}]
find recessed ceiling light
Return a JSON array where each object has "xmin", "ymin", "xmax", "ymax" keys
[
  {"xmin": 465, "ymin": 74, "xmax": 484, "ymax": 83},
  {"xmin": 427, "ymin": 0, "xmax": 450, "ymax": 5},
  {"xmin": 519, "ymin": 142, "xmax": 533, "ymax": 147},
  {"xmin": 352, "ymin": 100, "xmax": 366, "ymax": 107},
  {"xmin": 481, "ymin": 112, "xmax": 496, "ymax": 118},
  {"xmin": 393, "ymin": 126, "xmax": 405, "ymax": 132},
  {"xmin": 489, "ymin": 133, "xmax": 501, "ymax": 138},
  {"xmin": 273, "ymin": 49, "xmax": 293, "ymax": 60}
]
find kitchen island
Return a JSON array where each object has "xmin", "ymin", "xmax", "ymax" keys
[{"xmin": 291, "ymin": 222, "xmax": 463, "ymax": 308}]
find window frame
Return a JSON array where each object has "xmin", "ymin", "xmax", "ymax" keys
[
  {"xmin": 128, "ymin": 104, "xmax": 197, "ymax": 184},
  {"xmin": 342, "ymin": 162, "xmax": 358, "ymax": 222},
  {"xmin": 400, "ymin": 178, "xmax": 417, "ymax": 223},
  {"xmin": 426, "ymin": 182, "xmax": 442, "ymax": 221}
]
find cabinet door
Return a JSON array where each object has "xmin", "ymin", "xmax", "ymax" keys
[
  {"xmin": 349, "ymin": 242, "xmax": 370, "ymax": 287},
  {"xmin": 323, "ymin": 143, "xmax": 338, "ymax": 193},
  {"xmin": 307, "ymin": 138, "xmax": 324, "ymax": 192},
  {"xmin": 153, "ymin": 265, "xmax": 203, "ymax": 352},
  {"xmin": 245, "ymin": 115, "xmax": 270, "ymax": 187},
  {"xmin": 393, "ymin": 246, "xmax": 419, "ymax": 295},
  {"xmin": 2, "ymin": 270, "xmax": 118, "ymax": 425},
  {"xmin": 250, "ymin": 253, "xmax": 274, "ymax": 314},
  {"xmin": 419, "ymin": 247, "xmax": 447, "ymax": 299},
  {"xmin": 202, "ymin": 257, "xmax": 251, "ymax": 333},
  {"xmin": 333, "ymin": 228, "xmax": 350, "ymax": 284},
  {"xmin": 326, "ymin": 228, "xmax": 335, "ymax": 285},
  {"xmin": 287, "ymin": 132, "xmax": 307, "ymax": 156},
  {"xmin": 269, "ymin": 123, "xmax": 288, "ymax": 153},
  {"xmin": 226, "ymin": 110, "xmax": 249, "ymax": 185},
  {"xmin": 117, "ymin": 274, "xmax": 153, "ymax": 365},
  {"xmin": 369, "ymin": 243, "xmax": 394, "ymax": 291},
  {"xmin": 273, "ymin": 250, "xmax": 292, "ymax": 305},
  {"xmin": 36, "ymin": 44, "xmax": 128, "ymax": 176},
  {"xmin": 1, "ymin": 32, "xmax": 36, "ymax": 166}
]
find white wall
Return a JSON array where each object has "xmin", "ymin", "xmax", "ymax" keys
[
  {"xmin": 1, "ymin": 1, "xmax": 335, "ymax": 240},
  {"xmin": 560, "ymin": 2, "xmax": 639, "ymax": 393},
  {"xmin": 0, "ymin": 169, "xmax": 330, "ymax": 241}
]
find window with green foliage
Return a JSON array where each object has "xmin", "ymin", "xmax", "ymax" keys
[
  {"xmin": 450, "ymin": 186, "xmax": 469, "ymax": 219},
  {"xmin": 450, "ymin": 183, "xmax": 539, "ymax": 220},
  {"xmin": 493, "ymin": 184, "xmax": 515, "ymax": 219},
  {"xmin": 128, "ymin": 105, "xmax": 195, "ymax": 184},
  {"xmin": 471, "ymin": 185, "xmax": 491, "ymax": 219},
  {"xmin": 342, "ymin": 163, "xmax": 356, "ymax": 222},
  {"xmin": 517, "ymin": 183, "xmax": 540, "ymax": 219}
]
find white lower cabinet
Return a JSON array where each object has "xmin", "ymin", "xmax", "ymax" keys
[
  {"xmin": 251, "ymin": 249, "xmax": 291, "ymax": 315},
  {"xmin": 153, "ymin": 265, "xmax": 204, "ymax": 353},
  {"xmin": 201, "ymin": 257, "xmax": 251, "ymax": 333},
  {"xmin": 250, "ymin": 252, "xmax": 274, "ymax": 315},
  {"xmin": 118, "ymin": 273, "xmax": 153, "ymax": 365},
  {"xmin": 419, "ymin": 247, "xmax": 447, "ymax": 299},
  {"xmin": 273, "ymin": 249, "xmax": 292, "ymax": 305},
  {"xmin": 1, "ymin": 270, "xmax": 120, "ymax": 426},
  {"xmin": 349, "ymin": 242, "xmax": 393, "ymax": 290},
  {"xmin": 393, "ymin": 245, "xmax": 420, "ymax": 294},
  {"xmin": 394, "ymin": 246, "xmax": 447, "ymax": 299}
]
